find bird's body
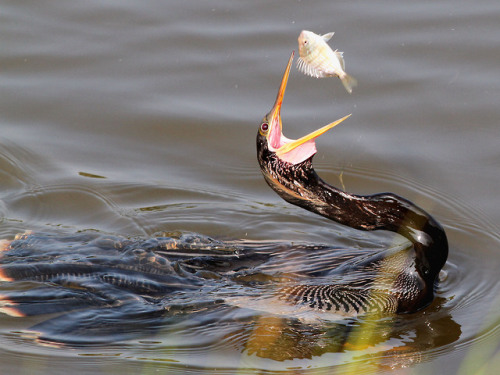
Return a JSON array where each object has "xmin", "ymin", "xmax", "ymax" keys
[{"xmin": 257, "ymin": 52, "xmax": 447, "ymax": 315}]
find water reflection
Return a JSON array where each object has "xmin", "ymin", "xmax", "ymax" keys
[{"xmin": 240, "ymin": 297, "xmax": 460, "ymax": 367}]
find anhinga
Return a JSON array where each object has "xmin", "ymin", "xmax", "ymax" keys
[
  {"xmin": 0, "ymin": 53, "xmax": 448, "ymax": 329},
  {"xmin": 256, "ymin": 52, "xmax": 448, "ymax": 315}
]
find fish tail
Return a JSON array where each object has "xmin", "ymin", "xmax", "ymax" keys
[{"xmin": 340, "ymin": 73, "xmax": 357, "ymax": 94}]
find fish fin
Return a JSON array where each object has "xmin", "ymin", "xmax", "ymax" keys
[
  {"xmin": 340, "ymin": 73, "xmax": 357, "ymax": 94},
  {"xmin": 297, "ymin": 57, "xmax": 327, "ymax": 78},
  {"xmin": 335, "ymin": 51, "xmax": 345, "ymax": 71},
  {"xmin": 322, "ymin": 32, "xmax": 335, "ymax": 42}
]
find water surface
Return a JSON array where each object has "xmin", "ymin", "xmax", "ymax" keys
[{"xmin": 1, "ymin": 0, "xmax": 500, "ymax": 374}]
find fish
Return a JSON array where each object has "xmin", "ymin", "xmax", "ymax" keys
[{"xmin": 297, "ymin": 30, "xmax": 357, "ymax": 93}]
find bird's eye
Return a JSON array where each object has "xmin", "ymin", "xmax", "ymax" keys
[
  {"xmin": 261, "ymin": 123, "xmax": 269, "ymax": 132},
  {"xmin": 304, "ymin": 40, "xmax": 308, "ymax": 44}
]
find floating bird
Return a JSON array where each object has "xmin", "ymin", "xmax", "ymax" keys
[
  {"xmin": 297, "ymin": 30, "xmax": 357, "ymax": 93},
  {"xmin": 0, "ymin": 53, "xmax": 448, "ymax": 344},
  {"xmin": 257, "ymin": 51, "xmax": 448, "ymax": 315}
]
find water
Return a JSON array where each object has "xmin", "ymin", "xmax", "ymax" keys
[{"xmin": 1, "ymin": 0, "xmax": 500, "ymax": 374}]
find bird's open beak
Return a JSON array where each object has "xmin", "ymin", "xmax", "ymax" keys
[{"xmin": 266, "ymin": 52, "xmax": 351, "ymax": 165}]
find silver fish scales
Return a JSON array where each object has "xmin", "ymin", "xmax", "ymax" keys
[{"xmin": 297, "ymin": 30, "xmax": 357, "ymax": 93}]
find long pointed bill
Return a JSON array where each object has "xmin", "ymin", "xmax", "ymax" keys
[
  {"xmin": 270, "ymin": 51, "xmax": 294, "ymax": 121},
  {"xmin": 276, "ymin": 114, "xmax": 351, "ymax": 165},
  {"xmin": 267, "ymin": 52, "xmax": 351, "ymax": 165},
  {"xmin": 266, "ymin": 52, "xmax": 294, "ymax": 151},
  {"xmin": 277, "ymin": 114, "xmax": 351, "ymax": 156}
]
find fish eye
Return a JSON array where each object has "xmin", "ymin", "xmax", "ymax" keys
[{"xmin": 261, "ymin": 123, "xmax": 269, "ymax": 132}]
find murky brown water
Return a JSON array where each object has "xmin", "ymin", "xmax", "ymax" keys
[{"xmin": 1, "ymin": 1, "xmax": 500, "ymax": 374}]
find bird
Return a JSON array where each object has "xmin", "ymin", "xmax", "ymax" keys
[
  {"xmin": 256, "ymin": 51, "xmax": 448, "ymax": 316},
  {"xmin": 0, "ymin": 52, "xmax": 448, "ymax": 343}
]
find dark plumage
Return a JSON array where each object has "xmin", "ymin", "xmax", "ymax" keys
[
  {"xmin": 256, "ymin": 52, "xmax": 448, "ymax": 315},
  {"xmin": 0, "ymin": 53, "xmax": 448, "ymax": 344}
]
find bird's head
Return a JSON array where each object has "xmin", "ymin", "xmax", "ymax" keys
[{"xmin": 256, "ymin": 51, "xmax": 350, "ymax": 175}]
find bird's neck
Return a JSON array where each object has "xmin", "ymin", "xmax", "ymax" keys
[{"xmin": 261, "ymin": 156, "xmax": 448, "ymax": 285}]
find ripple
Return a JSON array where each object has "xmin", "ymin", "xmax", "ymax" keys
[
  {"xmin": 1, "ymin": 0, "xmax": 500, "ymax": 372},
  {"xmin": 1, "ymin": 147, "xmax": 499, "ymax": 373}
]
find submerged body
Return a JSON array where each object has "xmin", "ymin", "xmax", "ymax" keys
[
  {"xmin": 0, "ymin": 230, "xmax": 412, "ymax": 343},
  {"xmin": 297, "ymin": 30, "xmax": 357, "ymax": 93}
]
